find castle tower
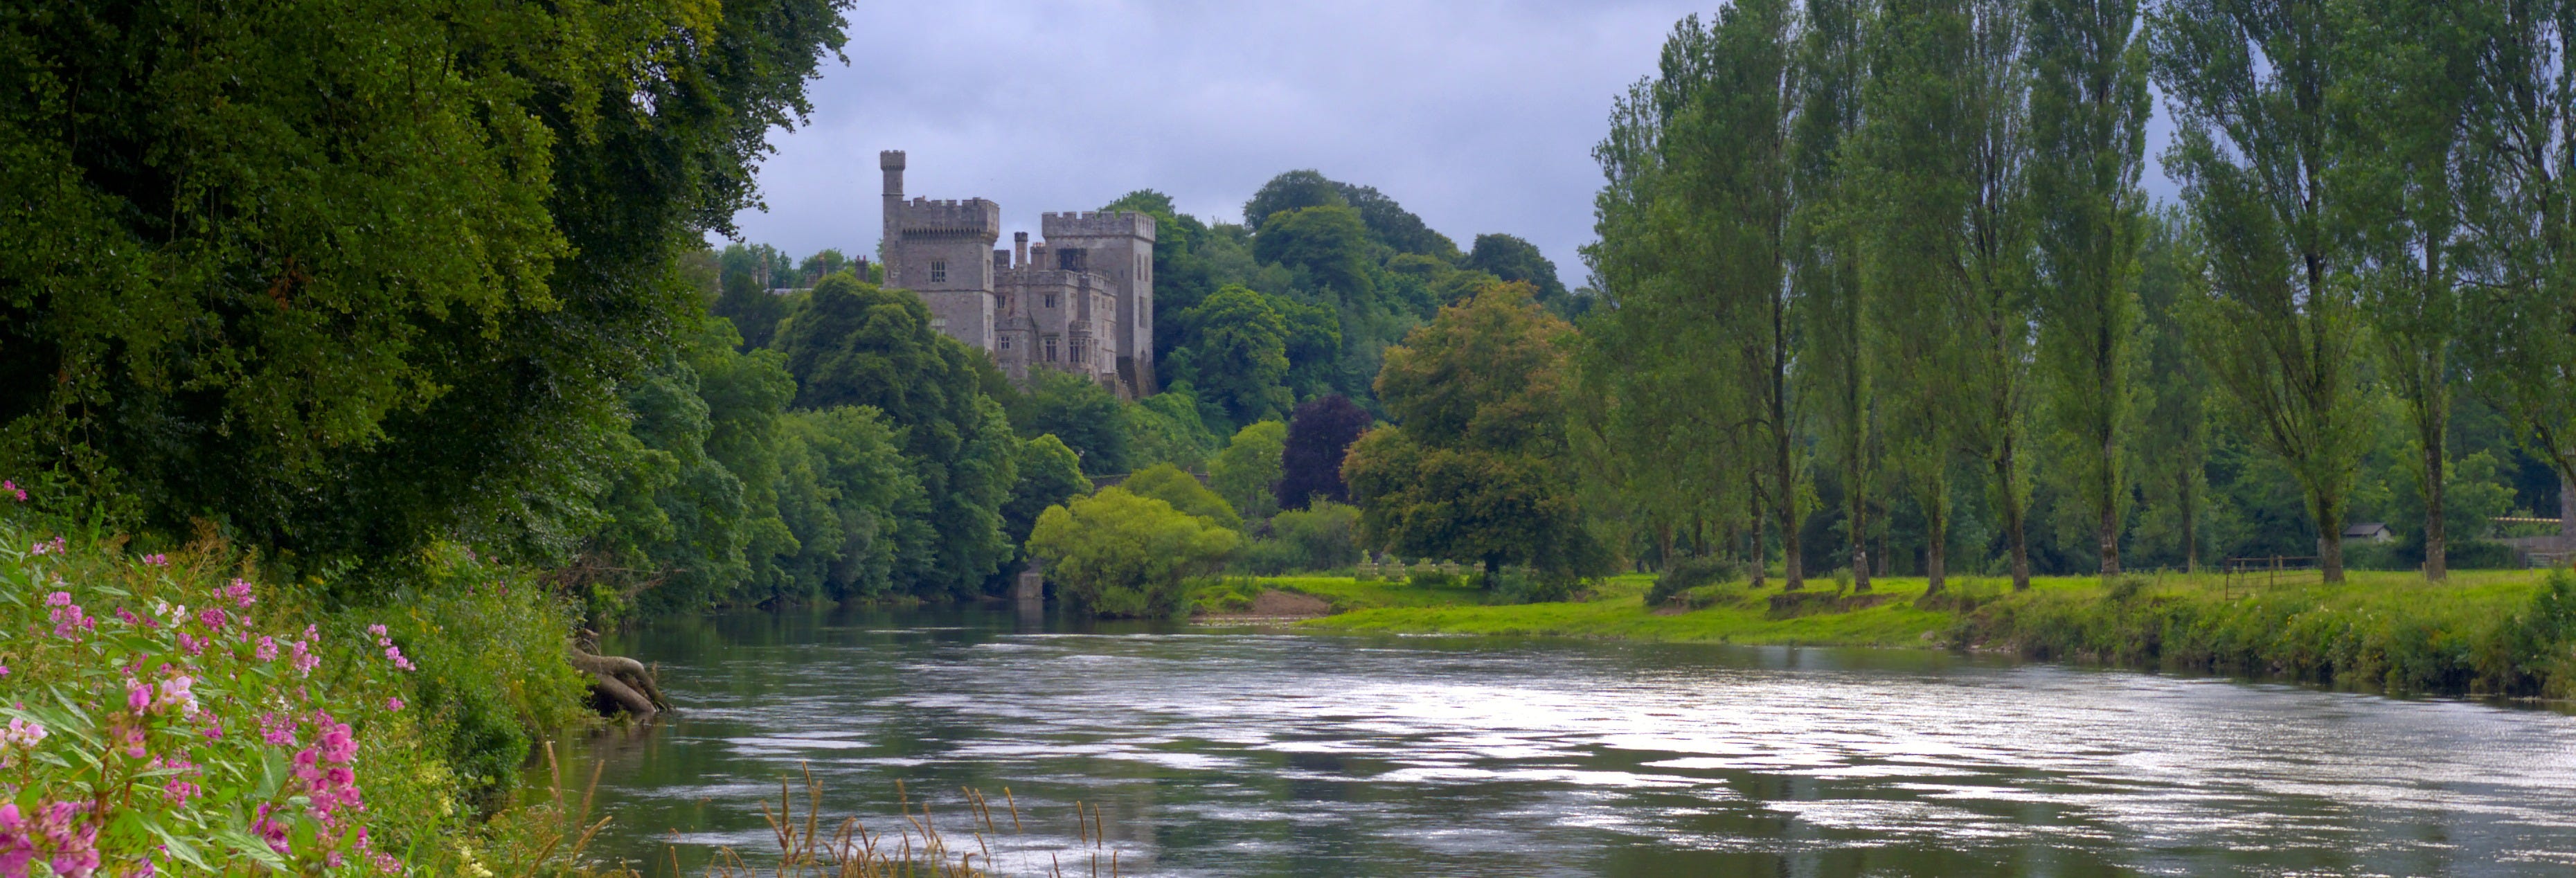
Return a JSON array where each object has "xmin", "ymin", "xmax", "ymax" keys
[
  {"xmin": 1040, "ymin": 211, "xmax": 1159, "ymax": 395},
  {"xmin": 879, "ymin": 151, "xmax": 1001, "ymax": 350}
]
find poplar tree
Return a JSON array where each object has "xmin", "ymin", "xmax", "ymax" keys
[
  {"xmin": 2029, "ymin": 0, "xmax": 2151, "ymax": 577},
  {"xmin": 2456, "ymin": 1, "xmax": 2576, "ymax": 545},
  {"xmin": 1794, "ymin": 0, "xmax": 1878, "ymax": 590},
  {"xmin": 2338, "ymin": 0, "xmax": 2474, "ymax": 580},
  {"xmin": 2150, "ymin": 0, "xmax": 2368, "ymax": 583}
]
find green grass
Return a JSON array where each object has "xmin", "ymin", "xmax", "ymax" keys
[{"xmin": 1263, "ymin": 567, "xmax": 2576, "ymax": 697}]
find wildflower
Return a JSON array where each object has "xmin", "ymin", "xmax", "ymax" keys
[
  {"xmin": 251, "ymin": 804, "xmax": 290, "ymax": 855},
  {"xmin": 47, "ymin": 602, "xmax": 91, "ymax": 639},
  {"xmin": 385, "ymin": 645, "xmax": 415, "ymax": 672},
  {"xmin": 0, "ymin": 805, "xmax": 28, "ymax": 877},
  {"xmin": 256, "ymin": 636, "xmax": 279, "ymax": 662},
  {"xmin": 156, "ymin": 676, "xmax": 199, "ymax": 718},
  {"xmin": 141, "ymin": 553, "xmax": 167, "ymax": 567},
  {"xmin": 42, "ymin": 592, "xmax": 69, "ymax": 607},
  {"xmin": 1, "ymin": 479, "xmax": 23, "ymax": 501},
  {"xmin": 366, "ymin": 624, "xmax": 387, "ymax": 638},
  {"xmin": 196, "ymin": 607, "xmax": 226, "ymax": 631},
  {"xmin": 2, "ymin": 718, "xmax": 44, "ymax": 748},
  {"xmin": 114, "ymin": 607, "xmax": 140, "ymax": 627},
  {"xmin": 258, "ymin": 713, "xmax": 296, "ymax": 746},
  {"xmin": 125, "ymin": 679, "xmax": 151, "ymax": 715},
  {"xmin": 225, "ymin": 580, "xmax": 254, "ymax": 609},
  {"xmin": 289, "ymin": 640, "xmax": 319, "ymax": 677},
  {"xmin": 386, "ymin": 697, "xmax": 404, "ymax": 713}
]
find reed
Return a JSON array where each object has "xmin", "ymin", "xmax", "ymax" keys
[{"xmin": 510, "ymin": 758, "xmax": 1136, "ymax": 878}]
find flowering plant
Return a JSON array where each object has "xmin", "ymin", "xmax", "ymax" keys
[{"xmin": 0, "ymin": 544, "xmax": 420, "ymax": 876}]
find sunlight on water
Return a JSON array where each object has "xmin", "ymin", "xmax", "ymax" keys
[{"xmin": 560, "ymin": 608, "xmax": 2576, "ymax": 877}]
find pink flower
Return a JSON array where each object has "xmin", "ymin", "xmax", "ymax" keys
[
  {"xmin": 366, "ymin": 624, "xmax": 387, "ymax": 638},
  {"xmin": 1, "ymin": 479, "xmax": 23, "ymax": 501},
  {"xmin": 156, "ymin": 676, "xmax": 198, "ymax": 718},
  {"xmin": 140, "ymin": 553, "xmax": 167, "ymax": 567},
  {"xmin": 3, "ymin": 717, "xmax": 46, "ymax": 748},
  {"xmin": 114, "ymin": 608, "xmax": 140, "ymax": 627},
  {"xmin": 225, "ymin": 580, "xmax": 254, "ymax": 609},
  {"xmin": 255, "ymin": 636, "xmax": 278, "ymax": 662},
  {"xmin": 124, "ymin": 679, "xmax": 150, "ymax": 715},
  {"xmin": 385, "ymin": 697, "xmax": 404, "ymax": 713},
  {"xmin": 42, "ymin": 592, "xmax": 69, "ymax": 607},
  {"xmin": 258, "ymin": 713, "xmax": 296, "ymax": 746},
  {"xmin": 196, "ymin": 607, "xmax": 226, "ymax": 631}
]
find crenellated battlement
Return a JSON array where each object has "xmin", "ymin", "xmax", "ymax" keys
[
  {"xmin": 1041, "ymin": 210, "xmax": 1156, "ymax": 242},
  {"xmin": 894, "ymin": 197, "xmax": 1000, "ymax": 238}
]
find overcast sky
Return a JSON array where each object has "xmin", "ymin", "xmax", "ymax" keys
[{"xmin": 726, "ymin": 1, "xmax": 2182, "ymax": 285}]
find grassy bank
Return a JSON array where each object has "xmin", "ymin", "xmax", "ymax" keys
[{"xmin": 1279, "ymin": 568, "xmax": 2576, "ymax": 698}]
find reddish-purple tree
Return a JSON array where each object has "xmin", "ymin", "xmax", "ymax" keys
[{"xmin": 1275, "ymin": 394, "xmax": 1373, "ymax": 510}]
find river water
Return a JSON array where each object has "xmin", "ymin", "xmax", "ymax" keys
[{"xmin": 562, "ymin": 607, "xmax": 2576, "ymax": 876}]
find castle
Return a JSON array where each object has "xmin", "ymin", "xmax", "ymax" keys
[{"xmin": 878, "ymin": 151, "xmax": 1157, "ymax": 398}]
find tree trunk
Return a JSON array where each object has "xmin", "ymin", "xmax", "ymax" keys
[
  {"xmin": 1924, "ymin": 515, "xmax": 1948, "ymax": 597},
  {"xmin": 1748, "ymin": 487, "xmax": 1767, "ymax": 590},
  {"xmin": 2423, "ymin": 435, "xmax": 2447, "ymax": 582},
  {"xmin": 1850, "ymin": 492, "xmax": 1871, "ymax": 593},
  {"xmin": 2001, "ymin": 444, "xmax": 2030, "ymax": 592},
  {"xmin": 2317, "ymin": 492, "xmax": 2347, "ymax": 584},
  {"xmin": 2183, "ymin": 474, "xmax": 2199, "ymax": 575},
  {"xmin": 1657, "ymin": 522, "xmax": 1676, "ymax": 573},
  {"xmin": 2561, "ymin": 467, "xmax": 2574, "ymax": 548},
  {"xmin": 570, "ymin": 646, "xmax": 668, "ymax": 719},
  {"xmin": 2098, "ymin": 483, "xmax": 2122, "ymax": 577}
]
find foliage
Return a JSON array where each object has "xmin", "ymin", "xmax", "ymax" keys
[
  {"xmin": 0, "ymin": 0, "xmax": 851, "ymax": 571},
  {"xmin": 776, "ymin": 274, "xmax": 1019, "ymax": 598},
  {"xmin": 1125, "ymin": 387, "xmax": 1224, "ymax": 472},
  {"xmin": 1120, "ymin": 464, "xmax": 1242, "ymax": 532},
  {"xmin": 1345, "ymin": 285, "xmax": 1605, "ymax": 581},
  {"xmin": 1179, "ymin": 287, "xmax": 1296, "ymax": 428},
  {"xmin": 1027, "ymin": 490, "xmax": 1241, "ymax": 618},
  {"xmin": 1236, "ymin": 501, "xmax": 1363, "ymax": 575},
  {"xmin": 1647, "ymin": 556, "xmax": 1742, "ymax": 607},
  {"xmin": 1208, "ymin": 422, "xmax": 1288, "ymax": 524},
  {"xmin": 0, "ymin": 510, "xmax": 590, "ymax": 875},
  {"xmin": 1276, "ymin": 395, "xmax": 1375, "ymax": 511},
  {"xmin": 996, "ymin": 435, "xmax": 1094, "ymax": 581},
  {"xmin": 1463, "ymin": 234, "xmax": 1578, "ymax": 317},
  {"xmin": 772, "ymin": 406, "xmax": 923, "ymax": 602},
  {"xmin": 1005, "ymin": 368, "xmax": 1132, "ymax": 476}
]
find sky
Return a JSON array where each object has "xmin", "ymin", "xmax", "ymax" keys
[{"xmin": 726, "ymin": 0, "xmax": 2183, "ymax": 287}]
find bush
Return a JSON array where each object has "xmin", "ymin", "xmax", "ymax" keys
[
  {"xmin": 1262, "ymin": 501, "xmax": 1362, "ymax": 573},
  {"xmin": 1407, "ymin": 570, "xmax": 1461, "ymax": 589},
  {"xmin": 1647, "ymin": 556, "xmax": 1739, "ymax": 607},
  {"xmin": 1028, "ymin": 488, "xmax": 1240, "ymax": 618}
]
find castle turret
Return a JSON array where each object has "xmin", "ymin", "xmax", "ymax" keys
[
  {"xmin": 1041, "ymin": 211, "xmax": 1159, "ymax": 395},
  {"xmin": 879, "ymin": 150, "xmax": 905, "ymax": 267}
]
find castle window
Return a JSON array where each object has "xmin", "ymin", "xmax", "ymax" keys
[
  {"xmin": 999, "ymin": 336, "xmax": 1012, "ymax": 351},
  {"xmin": 1138, "ymin": 254, "xmax": 1148, "ymax": 282},
  {"xmin": 1070, "ymin": 340, "xmax": 1086, "ymax": 365},
  {"xmin": 1044, "ymin": 335, "xmax": 1059, "ymax": 362},
  {"xmin": 1044, "ymin": 294, "xmax": 1057, "ymax": 309},
  {"xmin": 930, "ymin": 260, "xmax": 947, "ymax": 283}
]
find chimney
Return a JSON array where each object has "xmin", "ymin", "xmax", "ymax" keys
[{"xmin": 1014, "ymin": 231, "xmax": 1029, "ymax": 269}]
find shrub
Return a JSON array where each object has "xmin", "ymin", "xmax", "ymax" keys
[
  {"xmin": 1647, "ymin": 556, "xmax": 1739, "ymax": 607},
  {"xmin": 1407, "ymin": 570, "xmax": 1461, "ymax": 589},
  {"xmin": 1262, "ymin": 501, "xmax": 1362, "ymax": 573},
  {"xmin": 1028, "ymin": 488, "xmax": 1240, "ymax": 618}
]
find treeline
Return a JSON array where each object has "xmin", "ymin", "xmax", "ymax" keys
[
  {"xmin": 566, "ymin": 172, "xmax": 1579, "ymax": 617},
  {"xmin": 1576, "ymin": 0, "xmax": 2576, "ymax": 590}
]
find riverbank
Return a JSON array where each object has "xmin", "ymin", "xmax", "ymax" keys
[{"xmin": 1276, "ymin": 568, "xmax": 2576, "ymax": 698}]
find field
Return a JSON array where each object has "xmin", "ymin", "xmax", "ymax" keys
[{"xmin": 1241, "ymin": 568, "xmax": 2576, "ymax": 697}]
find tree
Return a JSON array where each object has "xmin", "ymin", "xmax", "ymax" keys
[
  {"xmin": 1463, "ymin": 234, "xmax": 1573, "ymax": 313},
  {"xmin": 1793, "ymin": 0, "xmax": 1872, "ymax": 589},
  {"xmin": 996, "ymin": 434, "xmax": 1093, "ymax": 581},
  {"xmin": 0, "ymin": 0, "xmax": 848, "ymax": 569},
  {"xmin": 1277, "ymin": 395, "xmax": 1374, "ymax": 510},
  {"xmin": 1243, "ymin": 170, "xmax": 1348, "ymax": 227},
  {"xmin": 2152, "ymin": 0, "xmax": 2368, "ymax": 583},
  {"xmin": 1127, "ymin": 387, "xmax": 1223, "ymax": 472},
  {"xmin": 1029, "ymin": 488, "xmax": 1239, "ymax": 618},
  {"xmin": 1121, "ymin": 463, "xmax": 1242, "ymax": 531},
  {"xmin": 1344, "ymin": 285, "xmax": 1605, "ymax": 581},
  {"xmin": 2029, "ymin": 0, "xmax": 2152, "ymax": 577},
  {"xmin": 2130, "ymin": 209, "xmax": 2212, "ymax": 571},
  {"xmin": 1252, "ymin": 207, "xmax": 1378, "ymax": 310},
  {"xmin": 1179, "ymin": 286, "xmax": 1295, "ymax": 427},
  {"xmin": 776, "ymin": 272, "xmax": 1019, "ymax": 598},
  {"xmin": 778, "ymin": 406, "xmax": 922, "ymax": 601},
  {"xmin": 1006, "ymin": 368, "xmax": 1132, "ymax": 476},
  {"xmin": 2453, "ymin": 1, "xmax": 2576, "ymax": 557},
  {"xmin": 1210, "ymin": 421, "xmax": 1288, "ymax": 523}
]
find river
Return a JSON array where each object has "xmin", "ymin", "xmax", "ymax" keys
[{"xmin": 559, "ymin": 607, "xmax": 2576, "ymax": 876}]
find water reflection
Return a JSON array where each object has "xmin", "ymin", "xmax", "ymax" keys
[{"xmin": 558, "ymin": 607, "xmax": 2576, "ymax": 877}]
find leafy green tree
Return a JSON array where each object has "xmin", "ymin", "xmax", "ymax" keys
[
  {"xmin": 2129, "ymin": 209, "xmax": 2213, "ymax": 571},
  {"xmin": 590, "ymin": 342, "xmax": 752, "ymax": 613},
  {"xmin": 1268, "ymin": 501, "xmax": 1364, "ymax": 571},
  {"xmin": 1122, "ymin": 463, "xmax": 1242, "ymax": 530},
  {"xmin": 1244, "ymin": 170, "xmax": 1349, "ymax": 226},
  {"xmin": 1463, "ymin": 234, "xmax": 1574, "ymax": 314},
  {"xmin": 1028, "ymin": 488, "xmax": 1240, "ymax": 617},
  {"xmin": 0, "ymin": 0, "xmax": 848, "ymax": 570},
  {"xmin": 1126, "ymin": 387, "xmax": 1223, "ymax": 471},
  {"xmin": 1345, "ymin": 285, "xmax": 1604, "ymax": 581},
  {"xmin": 796, "ymin": 249, "xmax": 852, "ymax": 286},
  {"xmin": 776, "ymin": 272, "xmax": 1019, "ymax": 598},
  {"xmin": 996, "ymin": 434, "xmax": 1094, "ymax": 580},
  {"xmin": 1277, "ymin": 395, "xmax": 1375, "ymax": 510},
  {"xmin": 1006, "ymin": 368, "xmax": 1132, "ymax": 476},
  {"xmin": 778, "ymin": 406, "xmax": 922, "ymax": 601},
  {"xmin": 691, "ymin": 321, "xmax": 800, "ymax": 600},
  {"xmin": 1210, "ymin": 421, "xmax": 1288, "ymax": 523},
  {"xmin": 2152, "ymin": 0, "xmax": 2368, "ymax": 582},
  {"xmin": 1792, "ymin": 0, "xmax": 1872, "ymax": 589},
  {"xmin": 2029, "ymin": 0, "xmax": 2152, "ymax": 576},
  {"xmin": 1252, "ymin": 206, "xmax": 1379, "ymax": 310},
  {"xmin": 1180, "ymin": 285, "xmax": 1295, "ymax": 427}
]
